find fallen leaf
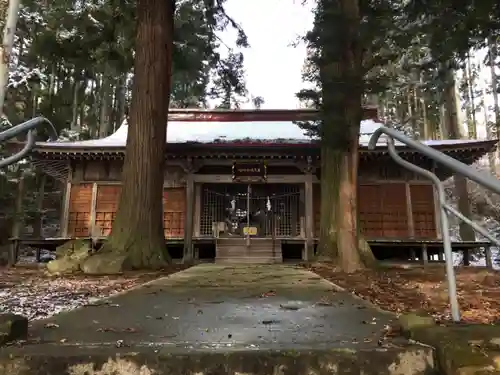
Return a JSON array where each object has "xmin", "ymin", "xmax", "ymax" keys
[
  {"xmin": 260, "ymin": 290, "xmax": 276, "ymax": 298},
  {"xmin": 0, "ymin": 265, "xmax": 186, "ymax": 321},
  {"xmin": 96, "ymin": 327, "xmax": 116, "ymax": 332},
  {"xmin": 304, "ymin": 263, "xmax": 500, "ymax": 324}
]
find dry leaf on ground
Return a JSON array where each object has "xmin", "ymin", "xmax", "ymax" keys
[
  {"xmin": 306, "ymin": 263, "xmax": 500, "ymax": 324},
  {"xmin": 0, "ymin": 265, "xmax": 186, "ymax": 320}
]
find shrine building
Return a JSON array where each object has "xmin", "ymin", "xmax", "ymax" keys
[{"xmin": 26, "ymin": 108, "xmax": 496, "ymax": 263}]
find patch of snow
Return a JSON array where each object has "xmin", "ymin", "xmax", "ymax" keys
[
  {"xmin": 57, "ymin": 128, "xmax": 82, "ymax": 142},
  {"xmin": 88, "ymin": 14, "xmax": 100, "ymax": 25},
  {"xmin": 36, "ymin": 119, "xmax": 489, "ymax": 148},
  {"xmin": 7, "ymin": 66, "xmax": 46, "ymax": 89}
]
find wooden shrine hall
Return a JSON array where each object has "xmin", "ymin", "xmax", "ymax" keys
[{"xmin": 19, "ymin": 108, "xmax": 497, "ymax": 264}]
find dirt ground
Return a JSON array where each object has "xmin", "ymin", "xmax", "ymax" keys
[
  {"xmin": 0, "ymin": 265, "xmax": 188, "ymax": 320},
  {"xmin": 305, "ymin": 262, "xmax": 500, "ymax": 324}
]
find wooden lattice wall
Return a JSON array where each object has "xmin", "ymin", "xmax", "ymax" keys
[
  {"xmin": 358, "ymin": 183, "xmax": 408, "ymax": 238},
  {"xmin": 313, "ymin": 183, "xmax": 436, "ymax": 239},
  {"xmin": 67, "ymin": 183, "xmax": 92, "ymax": 237},
  {"xmin": 163, "ymin": 188, "xmax": 185, "ymax": 238},
  {"xmin": 95, "ymin": 185, "xmax": 120, "ymax": 236},
  {"xmin": 410, "ymin": 184, "xmax": 436, "ymax": 238},
  {"xmin": 67, "ymin": 184, "xmax": 187, "ymax": 238}
]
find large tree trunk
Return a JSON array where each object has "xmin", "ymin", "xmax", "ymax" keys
[
  {"xmin": 442, "ymin": 65, "xmax": 475, "ymax": 265},
  {"xmin": 115, "ymin": 74, "xmax": 127, "ymax": 130},
  {"xmin": 84, "ymin": 0, "xmax": 175, "ymax": 273},
  {"xmin": 315, "ymin": 0, "xmax": 376, "ymax": 273},
  {"xmin": 488, "ymin": 39, "xmax": 500, "ymax": 167},
  {"xmin": 99, "ymin": 67, "xmax": 113, "ymax": 138},
  {"xmin": 71, "ymin": 74, "xmax": 80, "ymax": 132},
  {"xmin": 465, "ymin": 53, "xmax": 477, "ymax": 139}
]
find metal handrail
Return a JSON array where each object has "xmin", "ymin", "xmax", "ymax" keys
[
  {"xmin": 369, "ymin": 126, "xmax": 500, "ymax": 322},
  {"xmin": 0, "ymin": 117, "xmax": 57, "ymax": 168}
]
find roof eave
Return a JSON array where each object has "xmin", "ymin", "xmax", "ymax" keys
[{"xmin": 29, "ymin": 139, "xmax": 498, "ymax": 162}]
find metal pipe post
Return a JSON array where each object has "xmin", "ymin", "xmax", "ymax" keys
[
  {"xmin": 385, "ymin": 138, "xmax": 460, "ymax": 321},
  {"xmin": 246, "ymin": 184, "xmax": 250, "ymax": 247}
]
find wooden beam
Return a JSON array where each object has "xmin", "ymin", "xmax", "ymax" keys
[
  {"xmin": 405, "ymin": 182, "xmax": 415, "ymax": 238},
  {"xmin": 433, "ymin": 184, "xmax": 442, "ymax": 239},
  {"xmin": 192, "ymin": 174, "xmax": 319, "ymax": 184},
  {"xmin": 193, "ymin": 183, "xmax": 202, "ymax": 237},
  {"xmin": 183, "ymin": 174, "xmax": 195, "ymax": 262},
  {"xmin": 166, "ymin": 107, "xmax": 378, "ymax": 122},
  {"xmin": 299, "ymin": 184, "xmax": 305, "ymax": 238},
  {"xmin": 304, "ymin": 173, "xmax": 314, "ymax": 261},
  {"xmin": 60, "ymin": 167, "xmax": 73, "ymax": 237},
  {"xmin": 191, "ymin": 159, "xmax": 310, "ymax": 167},
  {"xmin": 358, "ymin": 178, "xmax": 433, "ymax": 184},
  {"xmin": 421, "ymin": 244, "xmax": 429, "ymax": 266},
  {"xmin": 485, "ymin": 245, "xmax": 493, "ymax": 269},
  {"xmin": 89, "ymin": 183, "xmax": 98, "ymax": 238}
]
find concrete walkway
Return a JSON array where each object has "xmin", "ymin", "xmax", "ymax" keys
[
  {"xmin": 0, "ymin": 265, "xmax": 434, "ymax": 374},
  {"xmin": 21, "ymin": 264, "xmax": 398, "ymax": 350}
]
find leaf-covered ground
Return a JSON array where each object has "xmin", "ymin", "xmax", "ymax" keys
[
  {"xmin": 305, "ymin": 262, "xmax": 500, "ymax": 324},
  {"xmin": 0, "ymin": 265, "xmax": 188, "ymax": 320}
]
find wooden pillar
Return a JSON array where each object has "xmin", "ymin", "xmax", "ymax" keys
[
  {"xmin": 421, "ymin": 244, "xmax": 428, "ymax": 266},
  {"xmin": 299, "ymin": 184, "xmax": 305, "ymax": 237},
  {"xmin": 304, "ymin": 173, "xmax": 314, "ymax": 261},
  {"xmin": 433, "ymin": 186, "xmax": 443, "ymax": 239},
  {"xmin": 193, "ymin": 183, "xmax": 202, "ymax": 238},
  {"xmin": 409, "ymin": 248, "xmax": 416, "ymax": 261},
  {"xmin": 192, "ymin": 183, "xmax": 201, "ymax": 261},
  {"xmin": 9, "ymin": 174, "xmax": 25, "ymax": 265},
  {"xmin": 60, "ymin": 167, "xmax": 72, "ymax": 237},
  {"xmin": 485, "ymin": 245, "xmax": 493, "ymax": 270},
  {"xmin": 405, "ymin": 182, "xmax": 415, "ymax": 238},
  {"xmin": 89, "ymin": 183, "xmax": 98, "ymax": 238},
  {"xmin": 431, "ymin": 162, "xmax": 443, "ymax": 239},
  {"xmin": 8, "ymin": 239, "xmax": 20, "ymax": 266},
  {"xmin": 183, "ymin": 174, "xmax": 195, "ymax": 262},
  {"xmin": 33, "ymin": 173, "xmax": 46, "ymax": 238}
]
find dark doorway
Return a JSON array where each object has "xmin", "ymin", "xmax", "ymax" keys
[{"xmin": 200, "ymin": 183, "xmax": 302, "ymax": 238}]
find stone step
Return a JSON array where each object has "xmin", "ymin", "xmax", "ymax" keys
[
  {"xmin": 215, "ymin": 252, "xmax": 281, "ymax": 257},
  {"xmin": 217, "ymin": 250, "xmax": 281, "ymax": 259},
  {"xmin": 0, "ymin": 346, "xmax": 435, "ymax": 374},
  {"xmin": 215, "ymin": 257, "xmax": 282, "ymax": 264},
  {"xmin": 217, "ymin": 254, "xmax": 281, "ymax": 259},
  {"xmin": 216, "ymin": 238, "xmax": 282, "ymax": 264},
  {"xmin": 217, "ymin": 240, "xmax": 279, "ymax": 245},
  {"xmin": 217, "ymin": 248, "xmax": 281, "ymax": 254}
]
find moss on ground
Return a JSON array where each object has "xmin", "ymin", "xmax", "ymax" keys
[
  {"xmin": 0, "ymin": 314, "xmax": 28, "ymax": 346},
  {"xmin": 400, "ymin": 314, "xmax": 500, "ymax": 374}
]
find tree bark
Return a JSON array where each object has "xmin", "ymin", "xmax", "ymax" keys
[
  {"xmin": 99, "ymin": 67, "xmax": 113, "ymax": 138},
  {"xmin": 466, "ymin": 53, "xmax": 477, "ymax": 139},
  {"xmin": 442, "ymin": 65, "xmax": 475, "ymax": 265},
  {"xmin": 488, "ymin": 39, "xmax": 500, "ymax": 167},
  {"xmin": 315, "ymin": 0, "xmax": 376, "ymax": 272},
  {"xmin": 33, "ymin": 173, "xmax": 46, "ymax": 238},
  {"xmin": 482, "ymin": 86, "xmax": 495, "ymax": 172},
  {"xmin": 71, "ymin": 73, "xmax": 80, "ymax": 131},
  {"xmin": 10, "ymin": 174, "xmax": 24, "ymax": 265},
  {"xmin": 92, "ymin": 0, "xmax": 175, "ymax": 272},
  {"xmin": 115, "ymin": 74, "xmax": 127, "ymax": 129}
]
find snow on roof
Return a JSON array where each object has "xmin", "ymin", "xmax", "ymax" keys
[{"xmin": 36, "ymin": 119, "xmax": 491, "ymax": 149}]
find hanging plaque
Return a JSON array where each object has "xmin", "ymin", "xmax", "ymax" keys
[{"xmin": 232, "ymin": 161, "xmax": 267, "ymax": 182}]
